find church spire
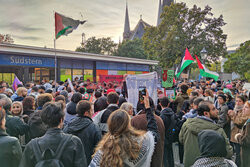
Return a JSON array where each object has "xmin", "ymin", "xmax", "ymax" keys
[
  {"xmin": 157, "ymin": 0, "xmax": 162, "ymax": 26},
  {"xmin": 123, "ymin": 1, "xmax": 130, "ymax": 40}
]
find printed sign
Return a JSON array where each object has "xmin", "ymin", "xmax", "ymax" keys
[
  {"xmin": 126, "ymin": 72, "xmax": 158, "ymax": 108},
  {"xmin": 162, "ymin": 70, "xmax": 174, "ymax": 88},
  {"xmin": 165, "ymin": 89, "xmax": 175, "ymax": 99},
  {"xmin": 99, "ymin": 75, "xmax": 124, "ymax": 83}
]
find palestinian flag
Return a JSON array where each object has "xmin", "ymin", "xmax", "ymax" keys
[
  {"xmin": 195, "ymin": 55, "xmax": 219, "ymax": 81},
  {"xmin": 55, "ymin": 12, "xmax": 86, "ymax": 39},
  {"xmin": 175, "ymin": 48, "xmax": 194, "ymax": 78}
]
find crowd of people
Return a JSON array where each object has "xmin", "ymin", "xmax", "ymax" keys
[{"xmin": 0, "ymin": 78, "xmax": 249, "ymax": 167}]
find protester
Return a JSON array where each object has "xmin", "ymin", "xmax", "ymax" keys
[
  {"xmin": 89, "ymin": 91, "xmax": 159, "ymax": 167},
  {"xmin": 179, "ymin": 101, "xmax": 233, "ymax": 167},
  {"xmin": 120, "ymin": 102, "xmax": 134, "ymax": 116},
  {"xmin": 0, "ymin": 107, "xmax": 22, "ymax": 167},
  {"xmin": 19, "ymin": 102, "xmax": 87, "ymax": 167},
  {"xmin": 192, "ymin": 130, "xmax": 237, "ymax": 167},
  {"xmin": 64, "ymin": 92, "xmax": 82, "ymax": 126},
  {"xmin": 13, "ymin": 87, "xmax": 27, "ymax": 102},
  {"xmin": 228, "ymin": 95, "xmax": 247, "ymax": 167},
  {"xmin": 204, "ymin": 89, "xmax": 215, "ymax": 102},
  {"xmin": 93, "ymin": 92, "xmax": 120, "ymax": 134},
  {"xmin": 173, "ymin": 84, "xmax": 189, "ymax": 113},
  {"xmin": 22, "ymin": 96, "xmax": 35, "ymax": 118},
  {"xmin": 217, "ymin": 94, "xmax": 231, "ymax": 138},
  {"xmin": 11, "ymin": 101, "xmax": 23, "ymax": 117},
  {"xmin": 159, "ymin": 96, "xmax": 175, "ymax": 167},
  {"xmin": 64, "ymin": 100, "xmax": 102, "ymax": 165},
  {"xmin": 132, "ymin": 96, "xmax": 165, "ymax": 167},
  {"xmin": 235, "ymin": 101, "xmax": 250, "ymax": 167}
]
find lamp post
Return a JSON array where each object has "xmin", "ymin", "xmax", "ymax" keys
[{"xmin": 200, "ymin": 47, "xmax": 207, "ymax": 64}]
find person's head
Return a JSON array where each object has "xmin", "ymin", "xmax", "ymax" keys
[
  {"xmin": 16, "ymin": 87, "xmax": 27, "ymax": 97},
  {"xmin": 94, "ymin": 109, "xmax": 145, "ymax": 167},
  {"xmin": 0, "ymin": 107, "xmax": 6, "ymax": 130},
  {"xmin": 38, "ymin": 85, "xmax": 46, "ymax": 94},
  {"xmin": 159, "ymin": 96, "xmax": 170, "ymax": 108},
  {"xmin": 120, "ymin": 102, "xmax": 133, "ymax": 116},
  {"xmin": 235, "ymin": 95, "xmax": 246, "ymax": 106},
  {"xmin": 204, "ymin": 89, "xmax": 214, "ymax": 97},
  {"xmin": 198, "ymin": 130, "xmax": 227, "ymax": 158},
  {"xmin": 190, "ymin": 91, "xmax": 199, "ymax": 98},
  {"xmin": 37, "ymin": 93, "xmax": 53, "ymax": 108},
  {"xmin": 55, "ymin": 95, "xmax": 66, "ymax": 103},
  {"xmin": 217, "ymin": 94, "xmax": 227, "ymax": 105},
  {"xmin": 95, "ymin": 91, "xmax": 102, "ymax": 99},
  {"xmin": 193, "ymin": 97, "xmax": 204, "ymax": 109},
  {"xmin": 11, "ymin": 101, "xmax": 23, "ymax": 116},
  {"xmin": 4, "ymin": 88, "xmax": 13, "ymax": 97},
  {"xmin": 181, "ymin": 100, "xmax": 191, "ymax": 113},
  {"xmin": 0, "ymin": 86, "xmax": 5, "ymax": 94},
  {"xmin": 41, "ymin": 102, "xmax": 65, "ymax": 128},
  {"xmin": 79, "ymin": 87, "xmax": 85, "ymax": 94},
  {"xmin": 197, "ymin": 101, "xmax": 218, "ymax": 120},
  {"xmin": 22, "ymin": 96, "xmax": 35, "ymax": 111},
  {"xmin": 60, "ymin": 90, "xmax": 68, "ymax": 99},
  {"xmin": 71, "ymin": 92, "xmax": 82, "ymax": 103},
  {"xmin": 31, "ymin": 86, "xmax": 39, "ymax": 93},
  {"xmin": 180, "ymin": 84, "xmax": 189, "ymax": 94},
  {"xmin": 242, "ymin": 101, "xmax": 250, "ymax": 117},
  {"xmin": 76, "ymin": 100, "xmax": 93, "ymax": 117},
  {"xmin": 0, "ymin": 98, "xmax": 12, "ymax": 113},
  {"xmin": 107, "ymin": 92, "xmax": 119, "ymax": 104}
]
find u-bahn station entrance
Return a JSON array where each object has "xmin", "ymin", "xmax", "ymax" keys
[{"xmin": 0, "ymin": 43, "xmax": 158, "ymax": 84}]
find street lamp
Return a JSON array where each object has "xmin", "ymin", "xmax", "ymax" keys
[{"xmin": 200, "ymin": 47, "xmax": 207, "ymax": 64}]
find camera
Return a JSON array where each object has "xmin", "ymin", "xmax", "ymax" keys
[{"xmin": 139, "ymin": 86, "xmax": 146, "ymax": 102}]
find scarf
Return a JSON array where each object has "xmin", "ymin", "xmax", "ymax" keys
[
  {"xmin": 234, "ymin": 105, "xmax": 244, "ymax": 113},
  {"xmin": 192, "ymin": 157, "xmax": 237, "ymax": 167}
]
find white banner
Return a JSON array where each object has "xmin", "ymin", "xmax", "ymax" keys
[
  {"xmin": 67, "ymin": 78, "xmax": 74, "ymax": 92},
  {"xmin": 126, "ymin": 72, "xmax": 158, "ymax": 108},
  {"xmin": 108, "ymin": 70, "xmax": 118, "ymax": 75}
]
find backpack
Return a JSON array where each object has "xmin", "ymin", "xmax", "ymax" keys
[
  {"xmin": 32, "ymin": 135, "xmax": 72, "ymax": 167},
  {"xmin": 167, "ymin": 113, "xmax": 177, "ymax": 143}
]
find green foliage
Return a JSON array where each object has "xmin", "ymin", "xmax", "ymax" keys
[
  {"xmin": 143, "ymin": 2, "xmax": 227, "ymax": 68},
  {"xmin": 224, "ymin": 40, "xmax": 250, "ymax": 81},
  {"xmin": 208, "ymin": 62, "xmax": 221, "ymax": 72},
  {"xmin": 0, "ymin": 34, "xmax": 14, "ymax": 44},
  {"xmin": 115, "ymin": 39, "xmax": 148, "ymax": 59},
  {"xmin": 76, "ymin": 37, "xmax": 117, "ymax": 55}
]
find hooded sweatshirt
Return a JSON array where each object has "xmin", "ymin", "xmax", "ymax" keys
[
  {"xmin": 192, "ymin": 130, "xmax": 237, "ymax": 167},
  {"xmin": 179, "ymin": 117, "xmax": 233, "ymax": 167},
  {"xmin": 63, "ymin": 116, "xmax": 102, "ymax": 165}
]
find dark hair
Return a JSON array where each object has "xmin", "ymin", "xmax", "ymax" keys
[
  {"xmin": 87, "ymin": 89, "xmax": 94, "ymax": 94},
  {"xmin": 55, "ymin": 95, "xmax": 66, "ymax": 102},
  {"xmin": 71, "ymin": 92, "xmax": 82, "ymax": 103},
  {"xmin": 41, "ymin": 102, "xmax": 65, "ymax": 128},
  {"xmin": 190, "ymin": 97, "xmax": 196, "ymax": 104},
  {"xmin": 194, "ymin": 97, "xmax": 205, "ymax": 106},
  {"xmin": 197, "ymin": 101, "xmax": 213, "ymax": 116},
  {"xmin": 218, "ymin": 94, "xmax": 227, "ymax": 102},
  {"xmin": 191, "ymin": 91, "xmax": 199, "ymax": 97},
  {"xmin": 76, "ymin": 100, "xmax": 91, "ymax": 116},
  {"xmin": 181, "ymin": 100, "xmax": 190, "ymax": 113},
  {"xmin": 22, "ymin": 96, "xmax": 35, "ymax": 111},
  {"xmin": 32, "ymin": 86, "xmax": 39, "ymax": 92},
  {"xmin": 159, "ymin": 96, "xmax": 170, "ymax": 108},
  {"xmin": 79, "ymin": 87, "xmax": 85, "ymax": 94},
  {"xmin": 236, "ymin": 95, "xmax": 247, "ymax": 103},
  {"xmin": 25, "ymin": 83, "xmax": 31, "ymax": 88},
  {"xmin": 95, "ymin": 91, "xmax": 102, "ymax": 98},
  {"xmin": 180, "ymin": 84, "xmax": 189, "ymax": 94},
  {"xmin": 107, "ymin": 92, "xmax": 119, "ymax": 104},
  {"xmin": 39, "ymin": 85, "xmax": 46, "ymax": 90},
  {"xmin": 37, "ymin": 93, "xmax": 53, "ymax": 108}
]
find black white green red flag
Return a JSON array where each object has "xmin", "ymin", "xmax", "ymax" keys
[
  {"xmin": 195, "ymin": 55, "xmax": 219, "ymax": 81},
  {"xmin": 175, "ymin": 48, "xmax": 194, "ymax": 78},
  {"xmin": 55, "ymin": 12, "xmax": 86, "ymax": 39}
]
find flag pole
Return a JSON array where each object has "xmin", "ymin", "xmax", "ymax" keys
[{"xmin": 54, "ymin": 38, "xmax": 57, "ymax": 82}]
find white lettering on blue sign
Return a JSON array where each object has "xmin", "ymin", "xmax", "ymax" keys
[{"xmin": 10, "ymin": 56, "xmax": 42, "ymax": 65}]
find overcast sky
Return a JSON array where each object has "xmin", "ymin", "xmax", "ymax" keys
[{"xmin": 0, "ymin": 0, "xmax": 249, "ymax": 51}]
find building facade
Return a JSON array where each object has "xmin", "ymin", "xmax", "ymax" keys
[{"xmin": 0, "ymin": 43, "xmax": 158, "ymax": 84}]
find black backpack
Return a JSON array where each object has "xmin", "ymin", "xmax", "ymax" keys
[
  {"xmin": 167, "ymin": 113, "xmax": 177, "ymax": 143},
  {"xmin": 32, "ymin": 135, "xmax": 72, "ymax": 167}
]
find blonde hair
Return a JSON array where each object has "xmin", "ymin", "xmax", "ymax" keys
[
  {"xmin": 16, "ymin": 87, "xmax": 27, "ymax": 96},
  {"xmin": 11, "ymin": 101, "xmax": 23, "ymax": 116},
  {"xmin": 94, "ymin": 109, "xmax": 145, "ymax": 167}
]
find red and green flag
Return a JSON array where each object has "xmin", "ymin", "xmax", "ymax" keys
[
  {"xmin": 175, "ymin": 48, "xmax": 194, "ymax": 78},
  {"xmin": 55, "ymin": 12, "xmax": 86, "ymax": 39},
  {"xmin": 195, "ymin": 55, "xmax": 219, "ymax": 81}
]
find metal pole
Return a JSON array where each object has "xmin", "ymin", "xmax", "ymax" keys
[{"xmin": 54, "ymin": 39, "xmax": 57, "ymax": 82}]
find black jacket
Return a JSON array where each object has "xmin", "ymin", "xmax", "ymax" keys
[
  {"xmin": 63, "ymin": 116, "xmax": 102, "ymax": 165},
  {"xmin": 19, "ymin": 128, "xmax": 87, "ymax": 167},
  {"xmin": 0, "ymin": 129, "xmax": 22, "ymax": 167},
  {"xmin": 160, "ymin": 108, "xmax": 175, "ymax": 143}
]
